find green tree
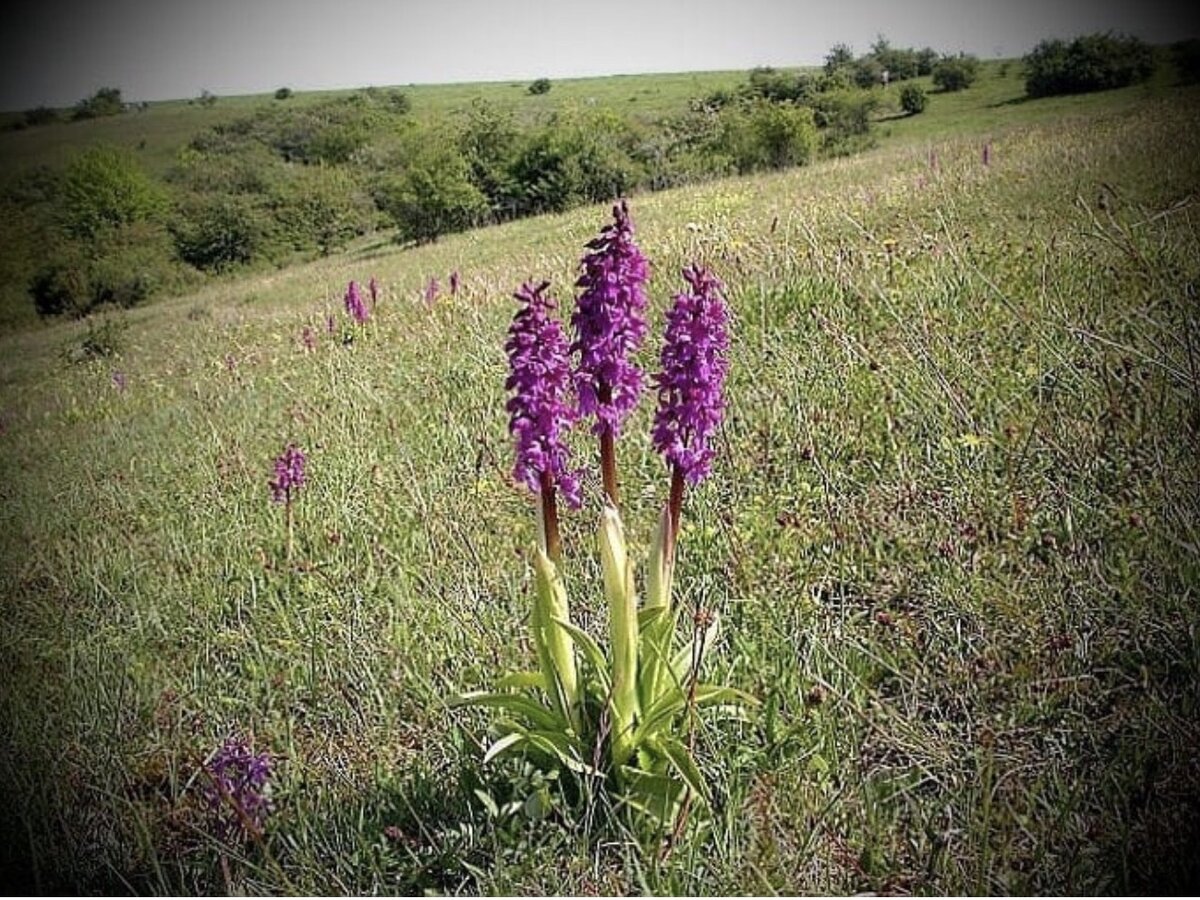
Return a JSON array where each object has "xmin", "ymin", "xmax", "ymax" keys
[
  {"xmin": 60, "ymin": 145, "xmax": 168, "ymax": 240},
  {"xmin": 824, "ymin": 43, "xmax": 854, "ymax": 74},
  {"xmin": 376, "ymin": 143, "xmax": 488, "ymax": 243},
  {"xmin": 932, "ymin": 54, "xmax": 980, "ymax": 91},
  {"xmin": 900, "ymin": 83, "xmax": 927, "ymax": 114},
  {"xmin": 72, "ymin": 87, "xmax": 123, "ymax": 120}
]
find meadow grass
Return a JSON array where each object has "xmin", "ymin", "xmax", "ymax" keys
[{"xmin": 1, "ymin": 80, "xmax": 1199, "ymax": 893}]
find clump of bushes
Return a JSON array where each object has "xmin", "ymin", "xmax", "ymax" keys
[
  {"xmin": 900, "ymin": 83, "xmax": 927, "ymax": 115},
  {"xmin": 528, "ymin": 78, "xmax": 552, "ymax": 95},
  {"xmin": 274, "ymin": 87, "xmax": 293, "ymax": 101},
  {"xmin": 59, "ymin": 145, "xmax": 168, "ymax": 239},
  {"xmin": 932, "ymin": 54, "xmax": 980, "ymax": 92},
  {"xmin": 32, "ymin": 221, "xmax": 195, "ymax": 317},
  {"xmin": 1024, "ymin": 33, "xmax": 1154, "ymax": 98},
  {"xmin": 72, "ymin": 87, "xmax": 124, "ymax": 120}
]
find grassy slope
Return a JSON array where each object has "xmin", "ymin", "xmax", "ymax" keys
[
  {"xmin": 0, "ymin": 69, "xmax": 750, "ymax": 178},
  {"xmin": 1, "ymin": 73, "xmax": 1199, "ymax": 893}
]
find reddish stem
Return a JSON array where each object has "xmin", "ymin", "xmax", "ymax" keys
[
  {"xmin": 600, "ymin": 427, "xmax": 619, "ymax": 507},
  {"xmin": 668, "ymin": 465, "xmax": 685, "ymax": 548},
  {"xmin": 598, "ymin": 383, "xmax": 620, "ymax": 507},
  {"xmin": 539, "ymin": 469, "xmax": 562, "ymax": 562}
]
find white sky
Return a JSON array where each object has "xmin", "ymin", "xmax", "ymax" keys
[{"xmin": 1, "ymin": 0, "xmax": 1196, "ymax": 109}]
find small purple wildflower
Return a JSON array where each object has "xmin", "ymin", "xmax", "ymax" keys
[
  {"xmin": 203, "ymin": 735, "xmax": 273, "ymax": 841},
  {"xmin": 224, "ymin": 353, "xmax": 237, "ymax": 373},
  {"xmin": 301, "ymin": 326, "xmax": 317, "ymax": 352},
  {"xmin": 368, "ymin": 275, "xmax": 379, "ymax": 311},
  {"xmin": 424, "ymin": 277, "xmax": 439, "ymax": 307},
  {"xmin": 111, "ymin": 371, "xmax": 127, "ymax": 392},
  {"xmin": 571, "ymin": 200, "xmax": 650, "ymax": 437},
  {"xmin": 344, "ymin": 280, "xmax": 369, "ymax": 323},
  {"xmin": 269, "ymin": 443, "xmax": 306, "ymax": 504},
  {"xmin": 652, "ymin": 265, "xmax": 730, "ymax": 485},
  {"xmin": 449, "ymin": 270, "xmax": 460, "ymax": 296},
  {"xmin": 326, "ymin": 312, "xmax": 336, "ymax": 335},
  {"xmin": 505, "ymin": 281, "xmax": 581, "ymax": 509},
  {"xmin": 982, "ymin": 142, "xmax": 991, "ymax": 167}
]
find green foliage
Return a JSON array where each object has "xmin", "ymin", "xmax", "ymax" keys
[
  {"xmin": 916, "ymin": 47, "xmax": 938, "ymax": 76},
  {"xmin": 1024, "ymin": 33, "xmax": 1156, "ymax": 98},
  {"xmin": 59, "ymin": 145, "xmax": 168, "ymax": 240},
  {"xmin": 65, "ymin": 315, "xmax": 128, "ymax": 362},
  {"xmin": 900, "ymin": 83, "xmax": 928, "ymax": 115},
  {"xmin": 528, "ymin": 78, "xmax": 552, "ymax": 96},
  {"xmin": 171, "ymin": 193, "xmax": 274, "ymax": 271},
  {"xmin": 274, "ymin": 86, "xmax": 293, "ymax": 100},
  {"xmin": 31, "ymin": 222, "xmax": 192, "ymax": 316},
  {"xmin": 272, "ymin": 165, "xmax": 377, "ymax": 255},
  {"xmin": 932, "ymin": 54, "xmax": 980, "ymax": 92},
  {"xmin": 455, "ymin": 508, "xmax": 753, "ymax": 830},
  {"xmin": 823, "ymin": 43, "xmax": 854, "ymax": 74},
  {"xmin": 72, "ymin": 86, "xmax": 123, "ymax": 120},
  {"xmin": 735, "ymin": 100, "xmax": 818, "ymax": 172},
  {"xmin": 811, "ymin": 89, "xmax": 879, "ymax": 155},
  {"xmin": 852, "ymin": 55, "xmax": 885, "ymax": 89},
  {"xmin": 375, "ymin": 141, "xmax": 488, "ymax": 243},
  {"xmin": 746, "ymin": 67, "xmax": 815, "ymax": 104},
  {"xmin": 869, "ymin": 35, "xmax": 919, "ymax": 81},
  {"xmin": 456, "ymin": 100, "xmax": 520, "ymax": 221},
  {"xmin": 504, "ymin": 109, "xmax": 643, "ymax": 216}
]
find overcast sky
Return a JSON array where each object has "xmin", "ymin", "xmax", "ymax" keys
[{"xmin": 1, "ymin": 0, "xmax": 1196, "ymax": 110}]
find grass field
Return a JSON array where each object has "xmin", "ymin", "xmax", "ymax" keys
[{"xmin": 1, "ymin": 68, "xmax": 1199, "ymax": 893}]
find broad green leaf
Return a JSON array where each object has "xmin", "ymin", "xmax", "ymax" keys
[
  {"xmin": 653, "ymin": 736, "xmax": 708, "ymax": 803},
  {"xmin": 533, "ymin": 547, "xmax": 579, "ymax": 727},
  {"xmin": 620, "ymin": 765, "xmax": 686, "ymax": 823},
  {"xmin": 483, "ymin": 732, "xmax": 526, "ymax": 764},
  {"xmin": 450, "ymin": 691, "xmax": 564, "ymax": 732},
  {"xmin": 473, "ymin": 788, "xmax": 500, "ymax": 818},
  {"xmin": 495, "ymin": 671, "xmax": 547, "ymax": 692},
  {"xmin": 599, "ymin": 507, "xmax": 638, "ymax": 762},
  {"xmin": 551, "ymin": 617, "xmax": 612, "ymax": 695}
]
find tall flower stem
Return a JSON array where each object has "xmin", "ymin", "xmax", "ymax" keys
[
  {"xmin": 285, "ymin": 495, "xmax": 294, "ymax": 563},
  {"xmin": 600, "ymin": 427, "xmax": 619, "ymax": 507},
  {"xmin": 667, "ymin": 465, "xmax": 685, "ymax": 548},
  {"xmin": 538, "ymin": 470, "xmax": 562, "ymax": 562}
]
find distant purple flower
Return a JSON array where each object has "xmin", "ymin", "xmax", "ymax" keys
[
  {"xmin": 424, "ymin": 277, "xmax": 439, "ymax": 307},
  {"xmin": 111, "ymin": 371, "xmax": 127, "ymax": 392},
  {"xmin": 982, "ymin": 142, "xmax": 991, "ymax": 166},
  {"xmin": 301, "ymin": 327, "xmax": 317, "ymax": 351},
  {"xmin": 652, "ymin": 265, "xmax": 730, "ymax": 485},
  {"xmin": 344, "ymin": 280, "xmax": 369, "ymax": 323},
  {"xmin": 225, "ymin": 353, "xmax": 237, "ymax": 373},
  {"xmin": 368, "ymin": 276, "xmax": 379, "ymax": 310},
  {"xmin": 571, "ymin": 200, "xmax": 649, "ymax": 437},
  {"xmin": 269, "ymin": 443, "xmax": 306, "ymax": 504},
  {"xmin": 203, "ymin": 735, "xmax": 273, "ymax": 841},
  {"xmin": 449, "ymin": 270, "xmax": 460, "ymax": 296},
  {"xmin": 326, "ymin": 313, "xmax": 336, "ymax": 335},
  {"xmin": 505, "ymin": 281, "xmax": 581, "ymax": 509}
]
